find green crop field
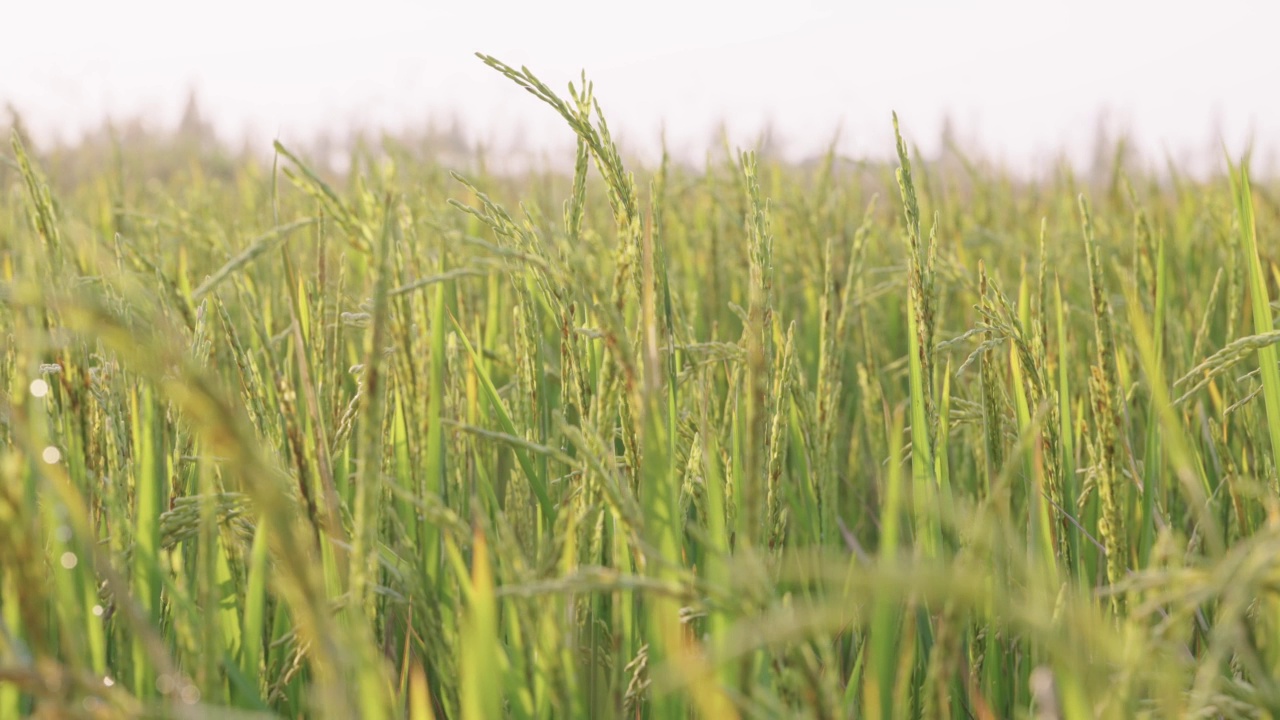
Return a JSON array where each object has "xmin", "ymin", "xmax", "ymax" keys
[{"xmin": 3, "ymin": 56, "xmax": 1280, "ymax": 719}]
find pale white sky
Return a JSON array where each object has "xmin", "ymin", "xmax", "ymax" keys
[{"xmin": 3, "ymin": 0, "xmax": 1278, "ymax": 173}]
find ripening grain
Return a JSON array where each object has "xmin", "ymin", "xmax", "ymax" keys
[{"xmin": 2, "ymin": 55, "xmax": 1280, "ymax": 720}]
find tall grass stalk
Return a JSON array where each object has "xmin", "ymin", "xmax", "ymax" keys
[{"xmin": 6, "ymin": 65, "xmax": 1280, "ymax": 720}]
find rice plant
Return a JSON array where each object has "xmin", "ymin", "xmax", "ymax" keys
[{"xmin": 3, "ymin": 55, "xmax": 1280, "ymax": 719}]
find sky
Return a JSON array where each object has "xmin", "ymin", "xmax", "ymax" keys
[{"xmin": 3, "ymin": 0, "xmax": 1278, "ymax": 174}]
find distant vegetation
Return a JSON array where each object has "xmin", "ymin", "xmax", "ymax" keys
[{"xmin": 3, "ymin": 55, "xmax": 1280, "ymax": 719}]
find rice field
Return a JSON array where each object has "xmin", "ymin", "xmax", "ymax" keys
[{"xmin": 3, "ymin": 56, "xmax": 1280, "ymax": 719}]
